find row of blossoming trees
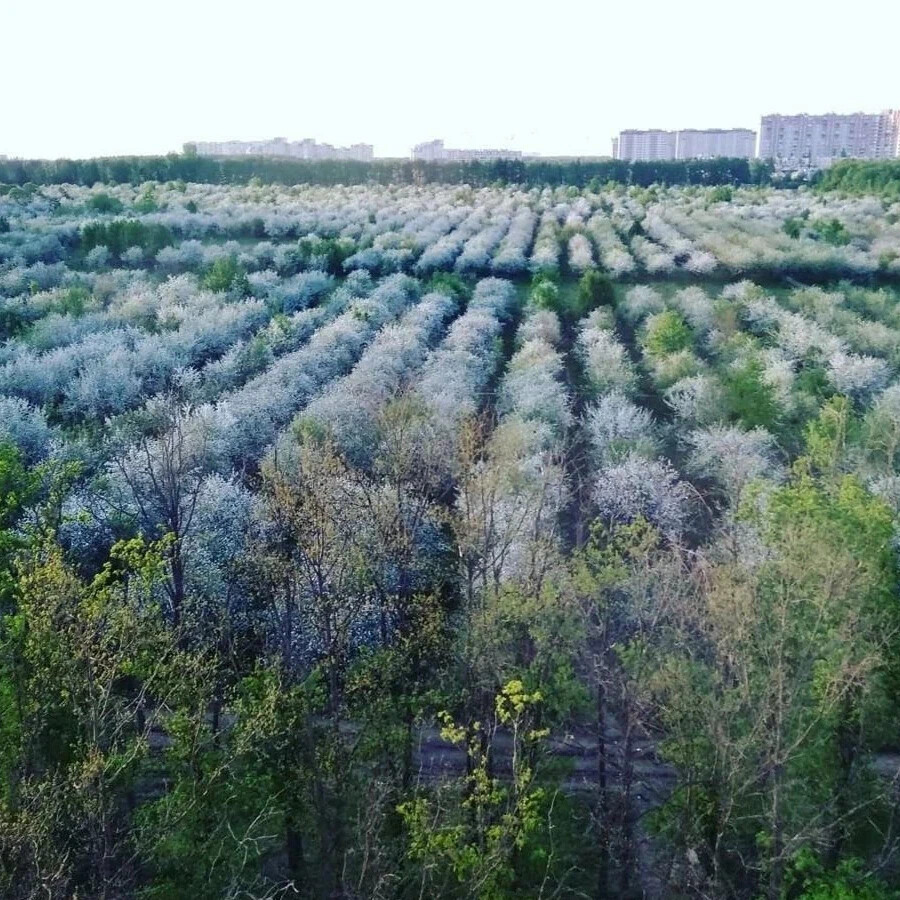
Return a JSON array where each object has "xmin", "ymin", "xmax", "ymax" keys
[
  {"xmin": 4, "ymin": 180, "xmax": 900, "ymax": 290},
  {"xmin": 0, "ymin": 177, "xmax": 899, "ymax": 899}
]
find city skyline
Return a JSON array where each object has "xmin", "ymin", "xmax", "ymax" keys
[{"xmin": 7, "ymin": 106, "xmax": 900, "ymax": 163}]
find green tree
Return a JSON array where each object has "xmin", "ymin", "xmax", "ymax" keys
[
  {"xmin": 783, "ymin": 217, "xmax": 803, "ymax": 238},
  {"xmin": 397, "ymin": 681, "xmax": 559, "ymax": 899},
  {"xmin": 201, "ymin": 255, "xmax": 250, "ymax": 296},
  {"xmin": 87, "ymin": 192, "xmax": 124, "ymax": 214},
  {"xmin": 0, "ymin": 536, "xmax": 205, "ymax": 899},
  {"xmin": 529, "ymin": 274, "xmax": 560, "ymax": 313},
  {"xmin": 575, "ymin": 268, "xmax": 615, "ymax": 317},
  {"xmin": 643, "ymin": 309, "xmax": 693, "ymax": 358},
  {"xmin": 722, "ymin": 356, "xmax": 780, "ymax": 429},
  {"xmin": 634, "ymin": 470, "xmax": 900, "ymax": 898}
]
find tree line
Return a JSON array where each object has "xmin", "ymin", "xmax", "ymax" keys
[
  {"xmin": 0, "ymin": 154, "xmax": 772, "ymax": 189},
  {"xmin": 817, "ymin": 159, "xmax": 900, "ymax": 199}
]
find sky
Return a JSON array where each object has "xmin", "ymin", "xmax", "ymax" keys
[{"xmin": 4, "ymin": 0, "xmax": 900, "ymax": 160}]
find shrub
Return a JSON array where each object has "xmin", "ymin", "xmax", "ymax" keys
[
  {"xmin": 87, "ymin": 192, "xmax": 123, "ymax": 214},
  {"xmin": 783, "ymin": 217, "xmax": 803, "ymax": 239},
  {"xmin": 811, "ymin": 217, "xmax": 850, "ymax": 246}
]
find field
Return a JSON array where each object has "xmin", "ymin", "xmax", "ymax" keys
[{"xmin": 2, "ymin": 178, "xmax": 900, "ymax": 898}]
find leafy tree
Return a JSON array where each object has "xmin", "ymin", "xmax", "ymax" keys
[
  {"xmin": 812, "ymin": 218, "xmax": 851, "ymax": 246},
  {"xmin": 80, "ymin": 219, "xmax": 173, "ymax": 259},
  {"xmin": 784, "ymin": 217, "xmax": 804, "ymax": 238},
  {"xmin": 201, "ymin": 255, "xmax": 250, "ymax": 296},
  {"xmin": 575, "ymin": 268, "xmax": 615, "ymax": 317},
  {"xmin": 397, "ymin": 681, "xmax": 561, "ymax": 899},
  {"xmin": 0, "ymin": 443, "xmax": 39, "ymax": 611},
  {"xmin": 0, "ymin": 536, "xmax": 206, "ymax": 899},
  {"xmin": 528, "ymin": 273, "xmax": 560, "ymax": 312},
  {"xmin": 87, "ymin": 192, "xmax": 123, "ymax": 214},
  {"xmin": 722, "ymin": 356, "xmax": 779, "ymax": 429},
  {"xmin": 643, "ymin": 309, "xmax": 693, "ymax": 358},
  {"xmin": 634, "ymin": 469, "xmax": 900, "ymax": 898},
  {"xmin": 134, "ymin": 185, "xmax": 159, "ymax": 213}
]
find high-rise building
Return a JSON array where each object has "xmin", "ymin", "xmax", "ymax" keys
[
  {"xmin": 875, "ymin": 109, "xmax": 900, "ymax": 159},
  {"xmin": 616, "ymin": 130, "xmax": 678, "ymax": 161},
  {"xmin": 758, "ymin": 111, "xmax": 900, "ymax": 168},
  {"xmin": 185, "ymin": 138, "xmax": 374, "ymax": 161},
  {"xmin": 675, "ymin": 129, "xmax": 756, "ymax": 160},
  {"xmin": 410, "ymin": 139, "xmax": 523, "ymax": 162},
  {"xmin": 614, "ymin": 128, "xmax": 755, "ymax": 161}
]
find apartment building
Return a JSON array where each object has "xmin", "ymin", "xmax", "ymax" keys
[
  {"xmin": 875, "ymin": 109, "xmax": 900, "ymax": 159},
  {"xmin": 758, "ymin": 111, "xmax": 900, "ymax": 168},
  {"xmin": 185, "ymin": 138, "xmax": 374, "ymax": 162},
  {"xmin": 675, "ymin": 129, "xmax": 756, "ymax": 160},
  {"xmin": 615, "ymin": 130, "xmax": 677, "ymax": 161},
  {"xmin": 411, "ymin": 139, "xmax": 523, "ymax": 162},
  {"xmin": 615, "ymin": 128, "xmax": 755, "ymax": 161}
]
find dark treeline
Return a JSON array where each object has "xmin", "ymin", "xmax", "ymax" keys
[
  {"xmin": 817, "ymin": 158, "xmax": 900, "ymax": 198},
  {"xmin": 0, "ymin": 153, "xmax": 772, "ymax": 188}
]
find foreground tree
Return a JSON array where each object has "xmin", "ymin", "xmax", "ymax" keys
[
  {"xmin": 635, "ymin": 468, "xmax": 900, "ymax": 898},
  {"xmin": 0, "ymin": 535, "xmax": 206, "ymax": 899}
]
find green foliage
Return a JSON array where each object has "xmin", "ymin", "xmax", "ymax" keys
[
  {"xmin": 397, "ymin": 682, "xmax": 557, "ymax": 899},
  {"xmin": 805, "ymin": 395, "xmax": 858, "ymax": 475},
  {"xmin": 201, "ymin": 255, "xmax": 250, "ymax": 296},
  {"xmin": 529, "ymin": 273, "xmax": 560, "ymax": 312},
  {"xmin": 0, "ymin": 305, "xmax": 27, "ymax": 340},
  {"xmin": 0, "ymin": 535, "xmax": 205, "ymax": 898},
  {"xmin": 428, "ymin": 271, "xmax": 471, "ymax": 301},
  {"xmin": 294, "ymin": 234, "xmax": 355, "ymax": 276},
  {"xmin": 133, "ymin": 185, "xmax": 160, "ymax": 213},
  {"xmin": 642, "ymin": 309, "xmax": 693, "ymax": 357},
  {"xmin": 784, "ymin": 216, "xmax": 804, "ymax": 238},
  {"xmin": 575, "ymin": 267, "xmax": 615, "ymax": 315},
  {"xmin": 0, "ymin": 443, "xmax": 39, "ymax": 611},
  {"xmin": 80, "ymin": 219, "xmax": 173, "ymax": 259},
  {"xmin": 818, "ymin": 158, "xmax": 900, "ymax": 199},
  {"xmin": 790, "ymin": 854, "xmax": 898, "ymax": 900},
  {"xmin": 55, "ymin": 285, "xmax": 91, "ymax": 317},
  {"xmin": 640, "ymin": 466, "xmax": 900, "ymax": 898},
  {"xmin": 0, "ymin": 154, "xmax": 765, "ymax": 190},
  {"xmin": 708, "ymin": 184, "xmax": 732, "ymax": 203},
  {"xmin": 812, "ymin": 217, "xmax": 851, "ymax": 246},
  {"xmin": 87, "ymin": 192, "xmax": 124, "ymax": 214},
  {"xmin": 722, "ymin": 355, "xmax": 779, "ymax": 429}
]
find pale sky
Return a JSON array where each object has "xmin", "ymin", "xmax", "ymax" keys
[{"xmin": 4, "ymin": 0, "xmax": 899, "ymax": 160}]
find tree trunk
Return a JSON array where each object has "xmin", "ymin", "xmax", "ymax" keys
[{"xmin": 596, "ymin": 675, "xmax": 610, "ymax": 899}]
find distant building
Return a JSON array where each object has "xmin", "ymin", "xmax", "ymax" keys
[
  {"xmin": 758, "ymin": 111, "xmax": 900, "ymax": 168},
  {"xmin": 616, "ymin": 130, "xmax": 677, "ymax": 161},
  {"xmin": 675, "ymin": 129, "xmax": 756, "ymax": 160},
  {"xmin": 615, "ymin": 128, "xmax": 755, "ymax": 161},
  {"xmin": 875, "ymin": 109, "xmax": 900, "ymax": 159},
  {"xmin": 411, "ymin": 139, "xmax": 523, "ymax": 162},
  {"xmin": 185, "ymin": 138, "xmax": 374, "ymax": 162}
]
